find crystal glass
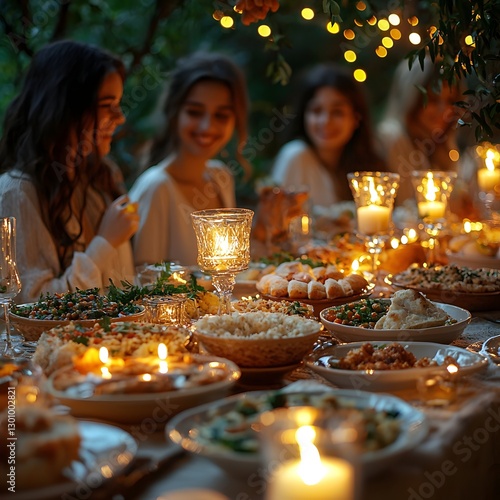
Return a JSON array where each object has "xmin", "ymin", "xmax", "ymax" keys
[
  {"xmin": 411, "ymin": 170, "xmax": 457, "ymax": 265},
  {"xmin": 191, "ymin": 208, "xmax": 254, "ymax": 314},
  {"xmin": 348, "ymin": 172, "xmax": 400, "ymax": 284},
  {"xmin": 0, "ymin": 217, "xmax": 22, "ymax": 357},
  {"xmin": 476, "ymin": 144, "xmax": 500, "ymax": 218},
  {"xmin": 257, "ymin": 407, "xmax": 359, "ymax": 500}
]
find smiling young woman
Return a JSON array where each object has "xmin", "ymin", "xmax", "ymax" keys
[
  {"xmin": 129, "ymin": 52, "xmax": 250, "ymax": 267},
  {"xmin": 0, "ymin": 40, "xmax": 138, "ymax": 303}
]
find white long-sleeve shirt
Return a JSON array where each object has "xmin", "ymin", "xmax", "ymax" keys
[
  {"xmin": 129, "ymin": 160, "xmax": 236, "ymax": 267},
  {"xmin": 0, "ymin": 171, "xmax": 135, "ymax": 303}
]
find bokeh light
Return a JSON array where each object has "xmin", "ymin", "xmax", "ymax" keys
[
  {"xmin": 301, "ymin": 8, "xmax": 314, "ymax": 20},
  {"xmin": 378, "ymin": 19, "xmax": 390, "ymax": 31},
  {"xmin": 388, "ymin": 14, "xmax": 400, "ymax": 25},
  {"xmin": 375, "ymin": 46, "xmax": 388, "ymax": 58},
  {"xmin": 258, "ymin": 25, "xmax": 271, "ymax": 37},
  {"xmin": 382, "ymin": 36, "xmax": 394, "ymax": 48},
  {"xmin": 327, "ymin": 21, "xmax": 340, "ymax": 34},
  {"xmin": 354, "ymin": 69, "xmax": 367, "ymax": 82},
  {"xmin": 344, "ymin": 50, "xmax": 357, "ymax": 62},
  {"xmin": 409, "ymin": 32, "xmax": 421, "ymax": 45},
  {"xmin": 390, "ymin": 28, "xmax": 401, "ymax": 39},
  {"xmin": 220, "ymin": 16, "xmax": 234, "ymax": 28}
]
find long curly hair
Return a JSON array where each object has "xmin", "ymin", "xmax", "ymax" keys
[
  {"xmin": 147, "ymin": 51, "xmax": 250, "ymax": 177},
  {"xmin": 0, "ymin": 40, "xmax": 125, "ymax": 268},
  {"xmin": 285, "ymin": 63, "xmax": 385, "ymax": 200}
]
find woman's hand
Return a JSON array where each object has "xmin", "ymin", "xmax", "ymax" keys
[{"xmin": 97, "ymin": 194, "xmax": 140, "ymax": 248}]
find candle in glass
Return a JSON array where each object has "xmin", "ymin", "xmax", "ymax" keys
[
  {"xmin": 191, "ymin": 208, "xmax": 253, "ymax": 314},
  {"xmin": 267, "ymin": 438, "xmax": 354, "ymax": 500},
  {"xmin": 416, "ymin": 173, "xmax": 446, "ymax": 221},
  {"xmin": 477, "ymin": 149, "xmax": 500, "ymax": 192}
]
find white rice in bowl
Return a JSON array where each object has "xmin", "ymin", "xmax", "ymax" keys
[
  {"xmin": 193, "ymin": 312, "xmax": 322, "ymax": 367},
  {"xmin": 194, "ymin": 312, "xmax": 320, "ymax": 339}
]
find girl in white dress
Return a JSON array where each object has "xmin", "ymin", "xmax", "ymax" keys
[
  {"xmin": 0, "ymin": 41, "xmax": 138, "ymax": 303},
  {"xmin": 130, "ymin": 52, "xmax": 250, "ymax": 266}
]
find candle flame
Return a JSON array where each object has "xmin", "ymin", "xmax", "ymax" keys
[
  {"xmin": 301, "ymin": 215, "xmax": 310, "ymax": 233},
  {"xmin": 214, "ymin": 232, "xmax": 230, "ymax": 255},
  {"xmin": 99, "ymin": 347, "xmax": 109, "ymax": 364},
  {"xmin": 296, "ymin": 426, "xmax": 326, "ymax": 485},
  {"xmin": 447, "ymin": 364, "xmax": 458, "ymax": 375},
  {"xmin": 424, "ymin": 173, "xmax": 437, "ymax": 202},
  {"xmin": 158, "ymin": 342, "xmax": 168, "ymax": 374},
  {"xmin": 368, "ymin": 177, "xmax": 379, "ymax": 204},
  {"xmin": 158, "ymin": 343, "xmax": 167, "ymax": 360},
  {"xmin": 486, "ymin": 149, "xmax": 496, "ymax": 172}
]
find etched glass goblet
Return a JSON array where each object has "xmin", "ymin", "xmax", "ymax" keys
[
  {"xmin": 0, "ymin": 217, "xmax": 22, "ymax": 357},
  {"xmin": 191, "ymin": 208, "xmax": 253, "ymax": 314},
  {"xmin": 348, "ymin": 171, "xmax": 400, "ymax": 285}
]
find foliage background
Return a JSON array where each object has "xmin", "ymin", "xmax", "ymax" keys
[{"xmin": 1, "ymin": 0, "xmax": 498, "ymax": 207}]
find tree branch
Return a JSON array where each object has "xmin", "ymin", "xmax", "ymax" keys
[
  {"xmin": 51, "ymin": 0, "xmax": 72, "ymax": 41},
  {"xmin": 128, "ymin": 0, "xmax": 186, "ymax": 70}
]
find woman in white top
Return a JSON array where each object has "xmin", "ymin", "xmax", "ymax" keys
[
  {"xmin": 130, "ymin": 52, "xmax": 250, "ymax": 266},
  {"xmin": 272, "ymin": 63, "xmax": 384, "ymax": 208},
  {"xmin": 0, "ymin": 41, "xmax": 138, "ymax": 303},
  {"xmin": 377, "ymin": 56, "xmax": 476, "ymax": 216}
]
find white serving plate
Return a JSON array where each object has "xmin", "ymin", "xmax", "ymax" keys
[
  {"xmin": 46, "ymin": 355, "xmax": 241, "ymax": 424},
  {"xmin": 320, "ymin": 302, "xmax": 471, "ymax": 344},
  {"xmin": 305, "ymin": 342, "xmax": 488, "ymax": 392},
  {"xmin": 12, "ymin": 420, "xmax": 137, "ymax": 500},
  {"xmin": 167, "ymin": 389, "xmax": 429, "ymax": 478}
]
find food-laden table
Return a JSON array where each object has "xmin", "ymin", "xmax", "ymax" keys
[{"xmin": 84, "ymin": 313, "xmax": 500, "ymax": 500}]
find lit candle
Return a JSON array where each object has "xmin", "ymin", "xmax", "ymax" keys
[
  {"xmin": 477, "ymin": 150, "xmax": 500, "ymax": 192},
  {"xmin": 158, "ymin": 343, "xmax": 168, "ymax": 374},
  {"xmin": 417, "ymin": 173, "xmax": 446, "ymax": 220},
  {"xmin": 266, "ymin": 426, "xmax": 354, "ymax": 500},
  {"xmin": 357, "ymin": 205, "xmax": 391, "ymax": 235},
  {"xmin": 99, "ymin": 347, "xmax": 112, "ymax": 379}
]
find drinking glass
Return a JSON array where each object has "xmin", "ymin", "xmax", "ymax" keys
[
  {"xmin": 191, "ymin": 208, "xmax": 253, "ymax": 314},
  {"xmin": 411, "ymin": 170, "xmax": 457, "ymax": 265},
  {"xmin": 0, "ymin": 217, "xmax": 22, "ymax": 357},
  {"xmin": 476, "ymin": 144, "xmax": 500, "ymax": 218},
  {"xmin": 348, "ymin": 172, "xmax": 400, "ymax": 284}
]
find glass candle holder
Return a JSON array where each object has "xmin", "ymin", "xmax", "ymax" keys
[
  {"xmin": 476, "ymin": 144, "xmax": 500, "ymax": 217},
  {"xmin": 257, "ymin": 407, "xmax": 358, "ymax": 500},
  {"xmin": 348, "ymin": 172, "xmax": 400, "ymax": 284},
  {"xmin": 411, "ymin": 170, "xmax": 457, "ymax": 265},
  {"xmin": 143, "ymin": 295, "xmax": 188, "ymax": 325},
  {"xmin": 191, "ymin": 208, "xmax": 254, "ymax": 314}
]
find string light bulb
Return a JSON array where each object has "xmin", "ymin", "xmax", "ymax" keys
[
  {"xmin": 220, "ymin": 16, "xmax": 234, "ymax": 28},
  {"xmin": 327, "ymin": 21, "xmax": 340, "ymax": 33},
  {"xmin": 301, "ymin": 8, "xmax": 314, "ymax": 20}
]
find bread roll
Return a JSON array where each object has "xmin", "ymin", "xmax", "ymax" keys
[
  {"xmin": 325, "ymin": 265, "xmax": 343, "ymax": 280},
  {"xmin": 268, "ymin": 276, "xmax": 289, "ymax": 297},
  {"xmin": 288, "ymin": 280, "xmax": 308, "ymax": 299},
  {"xmin": 256, "ymin": 274, "xmax": 274, "ymax": 294},
  {"xmin": 274, "ymin": 261, "xmax": 304, "ymax": 280},
  {"xmin": 344, "ymin": 273, "xmax": 369, "ymax": 293},
  {"xmin": 338, "ymin": 278, "xmax": 354, "ymax": 296},
  {"xmin": 308, "ymin": 280, "xmax": 326, "ymax": 300},
  {"xmin": 325, "ymin": 278, "xmax": 344, "ymax": 299},
  {"xmin": 312, "ymin": 266, "xmax": 326, "ymax": 282}
]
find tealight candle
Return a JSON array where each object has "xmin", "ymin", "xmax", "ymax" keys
[
  {"xmin": 478, "ymin": 166, "xmax": 500, "ymax": 192},
  {"xmin": 266, "ymin": 426, "xmax": 354, "ymax": 500},
  {"xmin": 417, "ymin": 200, "xmax": 446, "ymax": 220}
]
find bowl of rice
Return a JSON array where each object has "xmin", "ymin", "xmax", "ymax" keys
[{"xmin": 192, "ymin": 312, "xmax": 323, "ymax": 368}]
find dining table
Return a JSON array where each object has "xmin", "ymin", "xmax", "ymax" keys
[{"xmin": 75, "ymin": 309, "xmax": 500, "ymax": 500}]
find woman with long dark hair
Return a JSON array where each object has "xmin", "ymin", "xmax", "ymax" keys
[
  {"xmin": 130, "ymin": 52, "xmax": 250, "ymax": 266},
  {"xmin": 0, "ymin": 40, "xmax": 139, "ymax": 303},
  {"xmin": 271, "ymin": 63, "xmax": 384, "ymax": 207}
]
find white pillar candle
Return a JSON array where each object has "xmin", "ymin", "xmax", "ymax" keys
[
  {"xmin": 267, "ymin": 456, "xmax": 354, "ymax": 500},
  {"xmin": 477, "ymin": 167, "xmax": 500, "ymax": 192},
  {"xmin": 357, "ymin": 205, "xmax": 391, "ymax": 235},
  {"xmin": 417, "ymin": 200, "xmax": 446, "ymax": 220}
]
